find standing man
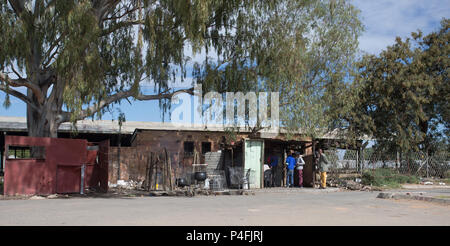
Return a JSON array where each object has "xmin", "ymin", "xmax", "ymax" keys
[
  {"xmin": 317, "ymin": 148, "xmax": 330, "ymax": 189},
  {"xmin": 296, "ymin": 152, "xmax": 305, "ymax": 188},
  {"xmin": 269, "ymin": 153, "xmax": 279, "ymax": 187},
  {"xmin": 285, "ymin": 152, "xmax": 296, "ymax": 188}
]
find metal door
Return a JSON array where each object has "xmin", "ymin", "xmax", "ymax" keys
[
  {"xmin": 56, "ymin": 165, "xmax": 81, "ymax": 193},
  {"xmin": 244, "ymin": 139, "xmax": 264, "ymax": 188}
]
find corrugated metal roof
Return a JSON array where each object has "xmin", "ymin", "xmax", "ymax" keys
[
  {"xmin": 0, "ymin": 116, "xmax": 277, "ymax": 135},
  {"xmin": 0, "ymin": 116, "xmax": 370, "ymax": 140}
]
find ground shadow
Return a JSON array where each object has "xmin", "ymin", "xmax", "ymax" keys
[{"xmin": 0, "ymin": 174, "xmax": 3, "ymax": 195}]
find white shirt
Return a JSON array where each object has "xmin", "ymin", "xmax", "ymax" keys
[{"xmin": 296, "ymin": 156, "xmax": 305, "ymax": 170}]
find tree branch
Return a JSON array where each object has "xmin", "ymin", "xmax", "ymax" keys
[
  {"xmin": 0, "ymin": 72, "xmax": 45, "ymax": 104},
  {"xmin": 0, "ymin": 84, "xmax": 41, "ymax": 112},
  {"xmin": 42, "ymin": 44, "xmax": 60, "ymax": 68},
  {"xmin": 10, "ymin": 65, "xmax": 24, "ymax": 80},
  {"xmin": 100, "ymin": 19, "xmax": 145, "ymax": 36},
  {"xmin": 102, "ymin": 6, "xmax": 140, "ymax": 22},
  {"xmin": 93, "ymin": 0, "xmax": 122, "ymax": 22},
  {"xmin": 60, "ymin": 87, "xmax": 195, "ymax": 123},
  {"xmin": 7, "ymin": 0, "xmax": 25, "ymax": 15}
]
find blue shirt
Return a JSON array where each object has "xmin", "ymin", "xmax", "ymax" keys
[
  {"xmin": 286, "ymin": 155, "xmax": 296, "ymax": 170},
  {"xmin": 270, "ymin": 155, "xmax": 278, "ymax": 167}
]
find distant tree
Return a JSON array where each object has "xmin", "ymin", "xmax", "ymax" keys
[{"xmin": 338, "ymin": 19, "xmax": 449, "ymax": 154}]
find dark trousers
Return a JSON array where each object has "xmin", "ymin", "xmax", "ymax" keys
[{"xmin": 271, "ymin": 166, "xmax": 277, "ymax": 187}]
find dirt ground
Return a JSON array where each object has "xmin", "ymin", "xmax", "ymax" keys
[{"xmin": 0, "ymin": 187, "xmax": 449, "ymax": 226}]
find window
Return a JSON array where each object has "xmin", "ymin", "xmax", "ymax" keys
[
  {"xmin": 7, "ymin": 146, "xmax": 46, "ymax": 159},
  {"xmin": 202, "ymin": 142, "xmax": 211, "ymax": 154},
  {"xmin": 184, "ymin": 141, "xmax": 194, "ymax": 156}
]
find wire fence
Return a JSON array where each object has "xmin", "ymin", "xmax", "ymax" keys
[{"xmin": 324, "ymin": 149, "xmax": 450, "ymax": 179}]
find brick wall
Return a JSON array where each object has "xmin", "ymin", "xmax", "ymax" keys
[
  {"xmin": 109, "ymin": 146, "xmax": 151, "ymax": 183},
  {"xmin": 110, "ymin": 130, "xmax": 314, "ymax": 185}
]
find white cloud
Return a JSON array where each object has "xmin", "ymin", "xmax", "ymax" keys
[
  {"xmin": 358, "ymin": 34, "xmax": 397, "ymax": 55},
  {"xmin": 353, "ymin": 0, "xmax": 450, "ymax": 54}
]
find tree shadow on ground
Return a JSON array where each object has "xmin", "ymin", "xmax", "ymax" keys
[
  {"xmin": 0, "ymin": 188, "xmax": 151, "ymax": 200},
  {"xmin": 62, "ymin": 188, "xmax": 152, "ymax": 199}
]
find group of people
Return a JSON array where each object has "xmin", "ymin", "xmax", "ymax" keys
[
  {"xmin": 285, "ymin": 152, "xmax": 305, "ymax": 188},
  {"xmin": 273, "ymin": 148, "xmax": 329, "ymax": 189},
  {"xmin": 267, "ymin": 148, "xmax": 329, "ymax": 189}
]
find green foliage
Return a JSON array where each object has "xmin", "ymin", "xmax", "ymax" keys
[
  {"xmin": 118, "ymin": 112, "xmax": 126, "ymax": 128},
  {"xmin": 342, "ymin": 148, "xmax": 382, "ymax": 161},
  {"xmin": 325, "ymin": 149, "xmax": 339, "ymax": 163},
  {"xmin": 2, "ymin": 93, "xmax": 10, "ymax": 109},
  {"xmin": 444, "ymin": 170, "xmax": 450, "ymax": 179},
  {"xmin": 340, "ymin": 19, "xmax": 449, "ymax": 153},
  {"xmin": 223, "ymin": 127, "xmax": 239, "ymax": 144},
  {"xmin": 362, "ymin": 168, "xmax": 419, "ymax": 188},
  {"xmin": 272, "ymin": 0, "xmax": 364, "ymax": 139},
  {"xmin": 8, "ymin": 148, "xmax": 31, "ymax": 158}
]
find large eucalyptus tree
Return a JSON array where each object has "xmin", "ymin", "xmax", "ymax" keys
[{"xmin": 0, "ymin": 0, "xmax": 363, "ymax": 139}]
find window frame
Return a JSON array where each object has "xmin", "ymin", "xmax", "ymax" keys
[
  {"xmin": 183, "ymin": 141, "xmax": 195, "ymax": 156},
  {"xmin": 201, "ymin": 142, "xmax": 212, "ymax": 155},
  {"xmin": 6, "ymin": 145, "xmax": 46, "ymax": 160}
]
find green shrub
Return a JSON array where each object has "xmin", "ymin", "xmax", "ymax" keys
[
  {"xmin": 361, "ymin": 168, "xmax": 419, "ymax": 188},
  {"xmin": 444, "ymin": 170, "xmax": 450, "ymax": 179},
  {"xmin": 361, "ymin": 172, "xmax": 376, "ymax": 186}
]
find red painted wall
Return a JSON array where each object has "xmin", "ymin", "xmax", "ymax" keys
[{"xmin": 3, "ymin": 136, "xmax": 108, "ymax": 196}]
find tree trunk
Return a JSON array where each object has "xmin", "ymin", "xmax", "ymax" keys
[
  {"xmin": 26, "ymin": 99, "xmax": 61, "ymax": 158},
  {"xmin": 25, "ymin": 76, "xmax": 63, "ymax": 139},
  {"xmin": 27, "ymin": 105, "xmax": 59, "ymax": 138}
]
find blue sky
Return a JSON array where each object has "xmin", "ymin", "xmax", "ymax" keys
[{"xmin": 1, "ymin": 0, "xmax": 449, "ymax": 122}]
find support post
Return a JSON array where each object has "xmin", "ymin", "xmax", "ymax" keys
[
  {"xmin": 80, "ymin": 164, "xmax": 85, "ymax": 195},
  {"xmin": 312, "ymin": 140, "xmax": 316, "ymax": 188}
]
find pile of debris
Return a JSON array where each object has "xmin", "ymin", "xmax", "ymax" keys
[
  {"xmin": 108, "ymin": 180, "xmax": 143, "ymax": 190},
  {"xmin": 327, "ymin": 176, "xmax": 380, "ymax": 191},
  {"xmin": 419, "ymin": 178, "xmax": 447, "ymax": 186}
]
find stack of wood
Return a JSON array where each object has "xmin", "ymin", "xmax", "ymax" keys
[{"xmin": 142, "ymin": 148, "xmax": 174, "ymax": 191}]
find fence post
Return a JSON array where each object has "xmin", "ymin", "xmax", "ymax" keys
[
  {"xmin": 355, "ymin": 149, "xmax": 358, "ymax": 173},
  {"xmin": 396, "ymin": 151, "xmax": 399, "ymax": 171},
  {"xmin": 358, "ymin": 148, "xmax": 364, "ymax": 174}
]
